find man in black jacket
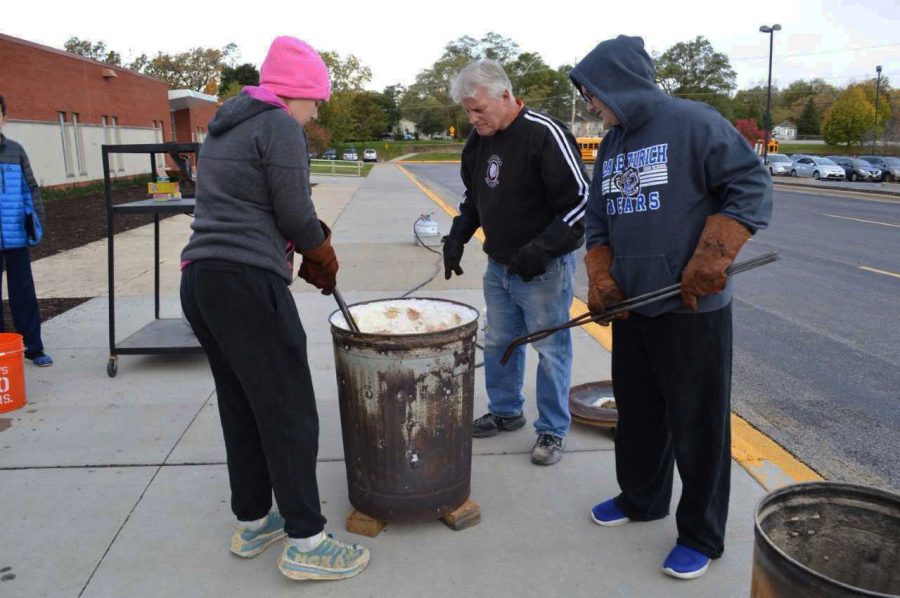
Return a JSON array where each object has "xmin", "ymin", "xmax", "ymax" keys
[{"xmin": 443, "ymin": 59, "xmax": 588, "ymax": 466}]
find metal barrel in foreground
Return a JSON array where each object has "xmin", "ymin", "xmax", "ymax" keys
[
  {"xmin": 752, "ymin": 482, "xmax": 900, "ymax": 597},
  {"xmin": 330, "ymin": 298, "xmax": 479, "ymax": 523}
]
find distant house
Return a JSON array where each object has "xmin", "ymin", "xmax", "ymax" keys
[
  {"xmin": 773, "ymin": 121, "xmax": 798, "ymax": 140},
  {"xmin": 392, "ymin": 118, "xmax": 418, "ymax": 139},
  {"xmin": 0, "ymin": 32, "xmax": 218, "ymax": 188}
]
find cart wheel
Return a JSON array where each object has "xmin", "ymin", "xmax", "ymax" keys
[{"xmin": 107, "ymin": 357, "xmax": 118, "ymax": 378}]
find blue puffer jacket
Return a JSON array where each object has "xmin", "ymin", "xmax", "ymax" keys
[{"xmin": 0, "ymin": 134, "xmax": 44, "ymax": 249}]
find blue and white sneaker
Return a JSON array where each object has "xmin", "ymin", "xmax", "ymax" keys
[
  {"xmin": 590, "ymin": 498, "xmax": 630, "ymax": 527},
  {"xmin": 662, "ymin": 544, "xmax": 710, "ymax": 579},
  {"xmin": 29, "ymin": 353, "xmax": 53, "ymax": 367},
  {"xmin": 277, "ymin": 533, "xmax": 370, "ymax": 581},
  {"xmin": 229, "ymin": 510, "xmax": 287, "ymax": 558}
]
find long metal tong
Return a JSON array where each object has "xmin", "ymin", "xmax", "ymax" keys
[
  {"xmin": 500, "ymin": 252, "xmax": 780, "ymax": 365},
  {"xmin": 332, "ymin": 288, "xmax": 361, "ymax": 334}
]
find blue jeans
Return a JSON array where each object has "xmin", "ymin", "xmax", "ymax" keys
[
  {"xmin": 482, "ymin": 253, "xmax": 574, "ymax": 438},
  {"xmin": 0, "ymin": 248, "xmax": 44, "ymax": 357}
]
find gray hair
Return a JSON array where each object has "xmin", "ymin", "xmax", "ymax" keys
[{"xmin": 450, "ymin": 59, "xmax": 513, "ymax": 103}]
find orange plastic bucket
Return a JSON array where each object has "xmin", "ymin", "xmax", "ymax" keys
[{"xmin": 0, "ymin": 333, "xmax": 27, "ymax": 414}]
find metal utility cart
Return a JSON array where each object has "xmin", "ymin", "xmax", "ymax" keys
[{"xmin": 102, "ymin": 143, "xmax": 203, "ymax": 377}]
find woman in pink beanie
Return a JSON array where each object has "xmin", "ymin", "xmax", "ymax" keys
[{"xmin": 180, "ymin": 36, "xmax": 370, "ymax": 581}]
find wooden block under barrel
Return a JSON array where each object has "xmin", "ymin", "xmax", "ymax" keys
[
  {"xmin": 440, "ymin": 499, "xmax": 481, "ymax": 531},
  {"xmin": 346, "ymin": 509, "xmax": 386, "ymax": 538}
]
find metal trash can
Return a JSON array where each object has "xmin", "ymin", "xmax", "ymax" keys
[
  {"xmin": 752, "ymin": 482, "xmax": 900, "ymax": 597},
  {"xmin": 330, "ymin": 298, "xmax": 479, "ymax": 522}
]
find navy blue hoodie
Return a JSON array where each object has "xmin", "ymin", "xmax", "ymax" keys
[{"xmin": 570, "ymin": 36, "xmax": 772, "ymax": 316}]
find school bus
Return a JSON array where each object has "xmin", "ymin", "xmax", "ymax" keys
[{"xmin": 576, "ymin": 137, "xmax": 602, "ymax": 163}]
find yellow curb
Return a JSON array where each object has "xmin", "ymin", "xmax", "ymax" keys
[{"xmin": 399, "ymin": 163, "xmax": 820, "ymax": 490}]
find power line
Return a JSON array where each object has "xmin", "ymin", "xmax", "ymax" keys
[{"xmin": 729, "ymin": 42, "xmax": 900, "ymax": 62}]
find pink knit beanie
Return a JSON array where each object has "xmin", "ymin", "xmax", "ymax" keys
[{"xmin": 260, "ymin": 36, "xmax": 331, "ymax": 101}]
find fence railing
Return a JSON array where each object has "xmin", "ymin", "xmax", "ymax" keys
[{"xmin": 310, "ymin": 159, "xmax": 363, "ymax": 177}]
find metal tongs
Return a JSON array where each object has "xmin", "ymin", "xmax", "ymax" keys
[
  {"xmin": 332, "ymin": 289, "xmax": 361, "ymax": 334},
  {"xmin": 500, "ymin": 252, "xmax": 780, "ymax": 365}
]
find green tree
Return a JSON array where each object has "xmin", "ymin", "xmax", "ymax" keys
[
  {"xmin": 796, "ymin": 98, "xmax": 821, "ymax": 136},
  {"xmin": 857, "ymin": 78, "xmax": 893, "ymax": 140},
  {"xmin": 731, "ymin": 86, "xmax": 772, "ymax": 128},
  {"xmin": 63, "ymin": 37, "xmax": 121, "ymax": 65},
  {"xmin": 219, "ymin": 63, "xmax": 260, "ymax": 99},
  {"xmin": 506, "ymin": 53, "xmax": 573, "ymax": 121},
  {"xmin": 822, "ymin": 86, "xmax": 875, "ymax": 148},
  {"xmin": 319, "ymin": 51, "xmax": 372, "ymax": 92},
  {"xmin": 653, "ymin": 36, "xmax": 736, "ymax": 101},
  {"xmin": 142, "ymin": 43, "xmax": 237, "ymax": 92},
  {"xmin": 373, "ymin": 85, "xmax": 404, "ymax": 134},
  {"xmin": 348, "ymin": 92, "xmax": 389, "ymax": 140}
]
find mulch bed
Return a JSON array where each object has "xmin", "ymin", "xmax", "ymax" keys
[{"xmin": 4, "ymin": 183, "xmax": 191, "ymax": 328}]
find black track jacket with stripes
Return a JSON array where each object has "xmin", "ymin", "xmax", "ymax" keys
[{"xmin": 449, "ymin": 106, "xmax": 588, "ymax": 264}]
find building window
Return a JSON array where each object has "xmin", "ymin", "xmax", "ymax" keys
[
  {"xmin": 111, "ymin": 116, "xmax": 124, "ymax": 172},
  {"xmin": 153, "ymin": 121, "xmax": 165, "ymax": 171},
  {"xmin": 58, "ymin": 112, "xmax": 74, "ymax": 177},
  {"xmin": 170, "ymin": 113, "xmax": 177, "ymax": 142},
  {"xmin": 71, "ymin": 113, "xmax": 88, "ymax": 176}
]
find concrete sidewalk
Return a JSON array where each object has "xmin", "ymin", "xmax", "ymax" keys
[{"xmin": 1, "ymin": 165, "xmax": 763, "ymax": 597}]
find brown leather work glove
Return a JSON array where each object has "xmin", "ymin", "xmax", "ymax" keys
[
  {"xmin": 584, "ymin": 245, "xmax": 628, "ymax": 325},
  {"xmin": 298, "ymin": 221, "xmax": 338, "ymax": 295},
  {"xmin": 681, "ymin": 214, "xmax": 752, "ymax": 310}
]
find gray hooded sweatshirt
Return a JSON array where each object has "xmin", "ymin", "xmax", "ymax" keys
[
  {"xmin": 181, "ymin": 94, "xmax": 324, "ymax": 283},
  {"xmin": 570, "ymin": 36, "xmax": 772, "ymax": 316}
]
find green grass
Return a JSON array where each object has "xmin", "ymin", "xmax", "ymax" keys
[
  {"xmin": 310, "ymin": 161, "xmax": 374, "ymax": 177},
  {"xmin": 402, "ymin": 152, "xmax": 462, "ymax": 162},
  {"xmin": 324, "ymin": 140, "xmax": 465, "ymax": 162},
  {"xmin": 777, "ymin": 143, "xmax": 871, "ymax": 157},
  {"xmin": 40, "ymin": 174, "xmax": 151, "ymax": 203}
]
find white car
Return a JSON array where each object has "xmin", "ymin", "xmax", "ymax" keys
[
  {"xmin": 342, "ymin": 149, "xmax": 358, "ymax": 161},
  {"xmin": 789, "ymin": 156, "xmax": 845, "ymax": 180},
  {"xmin": 363, "ymin": 148, "xmax": 378, "ymax": 162},
  {"xmin": 763, "ymin": 153, "xmax": 792, "ymax": 176}
]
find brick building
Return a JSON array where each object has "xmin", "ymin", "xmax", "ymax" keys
[{"xmin": 0, "ymin": 33, "xmax": 217, "ymax": 188}]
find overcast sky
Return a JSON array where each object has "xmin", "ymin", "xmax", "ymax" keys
[{"xmin": 3, "ymin": 0, "xmax": 897, "ymax": 92}]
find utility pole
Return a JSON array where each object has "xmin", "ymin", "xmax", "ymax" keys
[
  {"xmin": 759, "ymin": 24, "xmax": 781, "ymax": 164},
  {"xmin": 871, "ymin": 65, "xmax": 883, "ymax": 154}
]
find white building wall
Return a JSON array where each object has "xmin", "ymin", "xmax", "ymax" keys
[{"xmin": 4, "ymin": 120, "xmax": 159, "ymax": 187}]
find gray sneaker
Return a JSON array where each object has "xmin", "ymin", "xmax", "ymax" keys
[
  {"xmin": 472, "ymin": 412, "xmax": 526, "ymax": 438},
  {"xmin": 531, "ymin": 434, "xmax": 564, "ymax": 465}
]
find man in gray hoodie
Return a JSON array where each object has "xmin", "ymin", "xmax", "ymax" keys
[{"xmin": 570, "ymin": 36, "xmax": 772, "ymax": 580}]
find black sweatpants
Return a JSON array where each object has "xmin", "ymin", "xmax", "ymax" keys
[
  {"xmin": 611, "ymin": 304, "xmax": 732, "ymax": 559},
  {"xmin": 0, "ymin": 248, "xmax": 44, "ymax": 357},
  {"xmin": 180, "ymin": 260, "xmax": 326, "ymax": 538}
]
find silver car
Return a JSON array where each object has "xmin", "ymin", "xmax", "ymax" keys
[
  {"xmin": 763, "ymin": 153, "xmax": 792, "ymax": 176},
  {"xmin": 860, "ymin": 156, "xmax": 900, "ymax": 182},
  {"xmin": 789, "ymin": 156, "xmax": 845, "ymax": 180}
]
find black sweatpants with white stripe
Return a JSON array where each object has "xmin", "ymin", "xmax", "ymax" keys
[
  {"xmin": 610, "ymin": 304, "xmax": 732, "ymax": 559},
  {"xmin": 180, "ymin": 259, "xmax": 327, "ymax": 538}
]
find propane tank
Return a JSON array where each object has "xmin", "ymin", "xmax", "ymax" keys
[{"xmin": 414, "ymin": 213, "xmax": 442, "ymax": 247}]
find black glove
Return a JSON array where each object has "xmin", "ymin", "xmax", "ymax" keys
[
  {"xmin": 443, "ymin": 236, "xmax": 465, "ymax": 280},
  {"xmin": 507, "ymin": 243, "xmax": 552, "ymax": 283}
]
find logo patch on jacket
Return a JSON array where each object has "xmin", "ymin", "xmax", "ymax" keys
[
  {"xmin": 601, "ymin": 143, "xmax": 667, "ymax": 215},
  {"xmin": 485, "ymin": 154, "xmax": 503, "ymax": 188}
]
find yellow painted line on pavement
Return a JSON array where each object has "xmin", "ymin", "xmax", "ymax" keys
[
  {"xmin": 401, "ymin": 163, "xmax": 818, "ymax": 490},
  {"xmin": 397, "ymin": 164, "xmax": 484, "ymax": 242},
  {"xmin": 859, "ymin": 265, "xmax": 900, "ymax": 279},
  {"xmin": 731, "ymin": 414, "xmax": 823, "ymax": 489},
  {"xmin": 823, "ymin": 213, "xmax": 900, "ymax": 228}
]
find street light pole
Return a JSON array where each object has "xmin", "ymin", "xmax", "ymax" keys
[
  {"xmin": 759, "ymin": 24, "xmax": 781, "ymax": 165},
  {"xmin": 871, "ymin": 65, "xmax": 883, "ymax": 154}
]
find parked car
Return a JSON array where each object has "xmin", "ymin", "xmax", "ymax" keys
[
  {"xmin": 828, "ymin": 156, "xmax": 881, "ymax": 182},
  {"xmin": 859, "ymin": 156, "xmax": 900, "ymax": 182},
  {"xmin": 763, "ymin": 153, "xmax": 792, "ymax": 176},
  {"xmin": 789, "ymin": 156, "xmax": 845, "ymax": 180},
  {"xmin": 342, "ymin": 148, "xmax": 358, "ymax": 161},
  {"xmin": 322, "ymin": 148, "xmax": 337, "ymax": 160},
  {"xmin": 308, "ymin": 150, "xmax": 319, "ymax": 160},
  {"xmin": 363, "ymin": 148, "xmax": 378, "ymax": 162}
]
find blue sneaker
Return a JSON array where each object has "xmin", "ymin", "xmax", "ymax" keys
[
  {"xmin": 29, "ymin": 353, "xmax": 53, "ymax": 367},
  {"xmin": 277, "ymin": 533, "xmax": 370, "ymax": 581},
  {"xmin": 662, "ymin": 544, "xmax": 710, "ymax": 579},
  {"xmin": 230, "ymin": 510, "xmax": 287, "ymax": 558},
  {"xmin": 590, "ymin": 498, "xmax": 630, "ymax": 527}
]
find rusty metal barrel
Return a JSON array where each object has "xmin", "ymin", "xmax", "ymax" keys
[
  {"xmin": 752, "ymin": 482, "xmax": 900, "ymax": 597},
  {"xmin": 330, "ymin": 298, "xmax": 479, "ymax": 522}
]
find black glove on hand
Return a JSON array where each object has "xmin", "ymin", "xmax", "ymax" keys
[
  {"xmin": 507, "ymin": 244, "xmax": 551, "ymax": 283},
  {"xmin": 442, "ymin": 236, "xmax": 465, "ymax": 280}
]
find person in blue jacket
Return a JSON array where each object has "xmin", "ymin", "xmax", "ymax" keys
[
  {"xmin": 0, "ymin": 95, "xmax": 52, "ymax": 367},
  {"xmin": 570, "ymin": 37, "xmax": 772, "ymax": 579}
]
